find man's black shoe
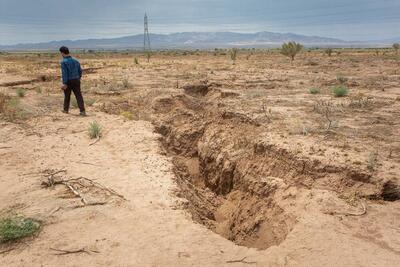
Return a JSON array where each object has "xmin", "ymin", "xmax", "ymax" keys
[{"xmin": 80, "ymin": 111, "xmax": 87, "ymax": 117}]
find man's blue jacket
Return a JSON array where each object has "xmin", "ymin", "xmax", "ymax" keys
[{"xmin": 61, "ymin": 56, "xmax": 82, "ymax": 85}]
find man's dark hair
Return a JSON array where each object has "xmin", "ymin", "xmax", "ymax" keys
[{"xmin": 59, "ymin": 46, "xmax": 69, "ymax": 54}]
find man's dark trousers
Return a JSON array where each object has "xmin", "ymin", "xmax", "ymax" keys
[{"xmin": 64, "ymin": 79, "xmax": 85, "ymax": 113}]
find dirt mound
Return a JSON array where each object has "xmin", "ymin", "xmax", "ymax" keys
[{"xmin": 182, "ymin": 82, "xmax": 210, "ymax": 96}]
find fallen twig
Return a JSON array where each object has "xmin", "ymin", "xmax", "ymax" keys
[
  {"xmin": 41, "ymin": 169, "xmax": 67, "ymax": 187},
  {"xmin": 89, "ymin": 137, "xmax": 100, "ymax": 146},
  {"xmin": 65, "ymin": 183, "xmax": 89, "ymax": 205},
  {"xmin": 45, "ymin": 169, "xmax": 67, "ymax": 176},
  {"xmin": 76, "ymin": 177, "xmax": 127, "ymax": 200},
  {"xmin": 0, "ymin": 146, "xmax": 12, "ymax": 150},
  {"xmin": 41, "ymin": 170, "xmax": 125, "ymax": 206},
  {"xmin": 50, "ymin": 247, "xmax": 99, "ymax": 255},
  {"xmin": 49, "ymin": 206, "xmax": 62, "ymax": 215},
  {"xmin": 0, "ymin": 247, "xmax": 16, "ymax": 254},
  {"xmin": 70, "ymin": 202, "xmax": 107, "ymax": 209},
  {"xmin": 72, "ymin": 161, "xmax": 102, "ymax": 167},
  {"xmin": 226, "ymin": 257, "xmax": 256, "ymax": 264}
]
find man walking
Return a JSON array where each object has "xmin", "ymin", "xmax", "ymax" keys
[{"xmin": 59, "ymin": 46, "xmax": 86, "ymax": 116}]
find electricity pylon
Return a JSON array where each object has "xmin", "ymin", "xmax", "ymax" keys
[{"xmin": 143, "ymin": 13, "xmax": 151, "ymax": 52}]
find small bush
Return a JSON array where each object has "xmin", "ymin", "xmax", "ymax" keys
[
  {"xmin": 16, "ymin": 88, "xmax": 26, "ymax": 97},
  {"xmin": 367, "ymin": 152, "xmax": 378, "ymax": 171},
  {"xmin": 281, "ymin": 41, "xmax": 303, "ymax": 62},
  {"xmin": 309, "ymin": 88, "xmax": 320, "ymax": 94},
  {"xmin": 88, "ymin": 121, "xmax": 102, "ymax": 139},
  {"xmin": 0, "ymin": 97, "xmax": 25, "ymax": 121},
  {"xmin": 0, "ymin": 217, "xmax": 41, "ymax": 243},
  {"xmin": 393, "ymin": 43, "xmax": 400, "ymax": 54},
  {"xmin": 134, "ymin": 58, "xmax": 139, "ymax": 64},
  {"xmin": 336, "ymin": 75, "xmax": 348, "ymax": 84},
  {"xmin": 332, "ymin": 86, "xmax": 349, "ymax": 97},
  {"xmin": 325, "ymin": 48, "xmax": 333, "ymax": 57},
  {"xmin": 122, "ymin": 78, "xmax": 130, "ymax": 89},
  {"xmin": 230, "ymin": 48, "xmax": 238, "ymax": 64},
  {"xmin": 145, "ymin": 51, "xmax": 151, "ymax": 63},
  {"xmin": 120, "ymin": 111, "xmax": 134, "ymax": 120}
]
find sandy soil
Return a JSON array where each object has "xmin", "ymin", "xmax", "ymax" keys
[{"xmin": 0, "ymin": 50, "xmax": 400, "ymax": 266}]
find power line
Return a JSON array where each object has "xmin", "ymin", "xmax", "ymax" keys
[{"xmin": 144, "ymin": 13, "xmax": 151, "ymax": 52}]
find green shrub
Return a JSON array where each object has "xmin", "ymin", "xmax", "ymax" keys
[
  {"xmin": 88, "ymin": 121, "xmax": 102, "ymax": 139},
  {"xmin": 230, "ymin": 48, "xmax": 238, "ymax": 64},
  {"xmin": 325, "ymin": 48, "xmax": 333, "ymax": 57},
  {"xmin": 134, "ymin": 58, "xmax": 139, "ymax": 64},
  {"xmin": 120, "ymin": 111, "xmax": 134, "ymax": 120},
  {"xmin": 367, "ymin": 152, "xmax": 378, "ymax": 171},
  {"xmin": 0, "ymin": 217, "xmax": 41, "ymax": 243},
  {"xmin": 336, "ymin": 75, "xmax": 348, "ymax": 84},
  {"xmin": 309, "ymin": 88, "xmax": 320, "ymax": 94},
  {"xmin": 145, "ymin": 51, "xmax": 151, "ymax": 63},
  {"xmin": 0, "ymin": 97, "xmax": 25, "ymax": 121},
  {"xmin": 332, "ymin": 86, "xmax": 349, "ymax": 97},
  {"xmin": 393, "ymin": 43, "xmax": 400, "ymax": 54},
  {"xmin": 122, "ymin": 78, "xmax": 130, "ymax": 89},
  {"xmin": 281, "ymin": 41, "xmax": 303, "ymax": 62},
  {"xmin": 16, "ymin": 88, "xmax": 26, "ymax": 97}
]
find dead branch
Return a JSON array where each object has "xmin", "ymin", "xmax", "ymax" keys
[
  {"xmin": 70, "ymin": 202, "xmax": 107, "ymax": 209},
  {"xmin": 226, "ymin": 256, "xmax": 257, "ymax": 264},
  {"xmin": 48, "ymin": 206, "xmax": 62, "ymax": 216},
  {"xmin": 65, "ymin": 183, "xmax": 89, "ymax": 205},
  {"xmin": 94, "ymin": 91, "xmax": 121, "ymax": 96},
  {"xmin": 41, "ymin": 169, "xmax": 68, "ymax": 187},
  {"xmin": 0, "ymin": 146, "xmax": 12, "ymax": 149},
  {"xmin": 50, "ymin": 247, "xmax": 99, "ymax": 255},
  {"xmin": 44, "ymin": 169, "xmax": 67, "ymax": 176},
  {"xmin": 89, "ymin": 137, "xmax": 101, "ymax": 146},
  {"xmin": 41, "ymin": 170, "xmax": 125, "ymax": 205},
  {"xmin": 72, "ymin": 161, "xmax": 102, "ymax": 167},
  {"xmin": 64, "ymin": 181, "xmax": 109, "ymax": 206},
  {"xmin": 21, "ymin": 171, "xmax": 43, "ymax": 176},
  {"xmin": 0, "ymin": 247, "xmax": 16, "ymax": 254},
  {"xmin": 76, "ymin": 177, "xmax": 127, "ymax": 200}
]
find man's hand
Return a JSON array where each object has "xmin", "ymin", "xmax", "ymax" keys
[{"xmin": 61, "ymin": 84, "xmax": 67, "ymax": 91}]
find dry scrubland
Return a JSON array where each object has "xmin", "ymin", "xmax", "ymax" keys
[{"xmin": 0, "ymin": 49, "xmax": 400, "ymax": 266}]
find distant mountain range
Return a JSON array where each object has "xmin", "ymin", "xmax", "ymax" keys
[{"xmin": 0, "ymin": 31, "xmax": 397, "ymax": 51}]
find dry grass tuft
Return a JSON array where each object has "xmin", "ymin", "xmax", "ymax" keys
[{"xmin": 88, "ymin": 121, "xmax": 102, "ymax": 139}]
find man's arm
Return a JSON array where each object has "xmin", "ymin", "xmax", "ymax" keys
[
  {"xmin": 78, "ymin": 62, "xmax": 82, "ymax": 79},
  {"xmin": 61, "ymin": 61, "xmax": 69, "ymax": 85}
]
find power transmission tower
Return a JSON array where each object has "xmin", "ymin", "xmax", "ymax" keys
[{"xmin": 143, "ymin": 13, "xmax": 151, "ymax": 52}]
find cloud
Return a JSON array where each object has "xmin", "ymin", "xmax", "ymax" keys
[{"xmin": 1, "ymin": 0, "xmax": 399, "ymax": 44}]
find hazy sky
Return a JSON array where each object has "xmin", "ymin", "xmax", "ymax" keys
[{"xmin": 1, "ymin": 0, "xmax": 399, "ymax": 45}]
